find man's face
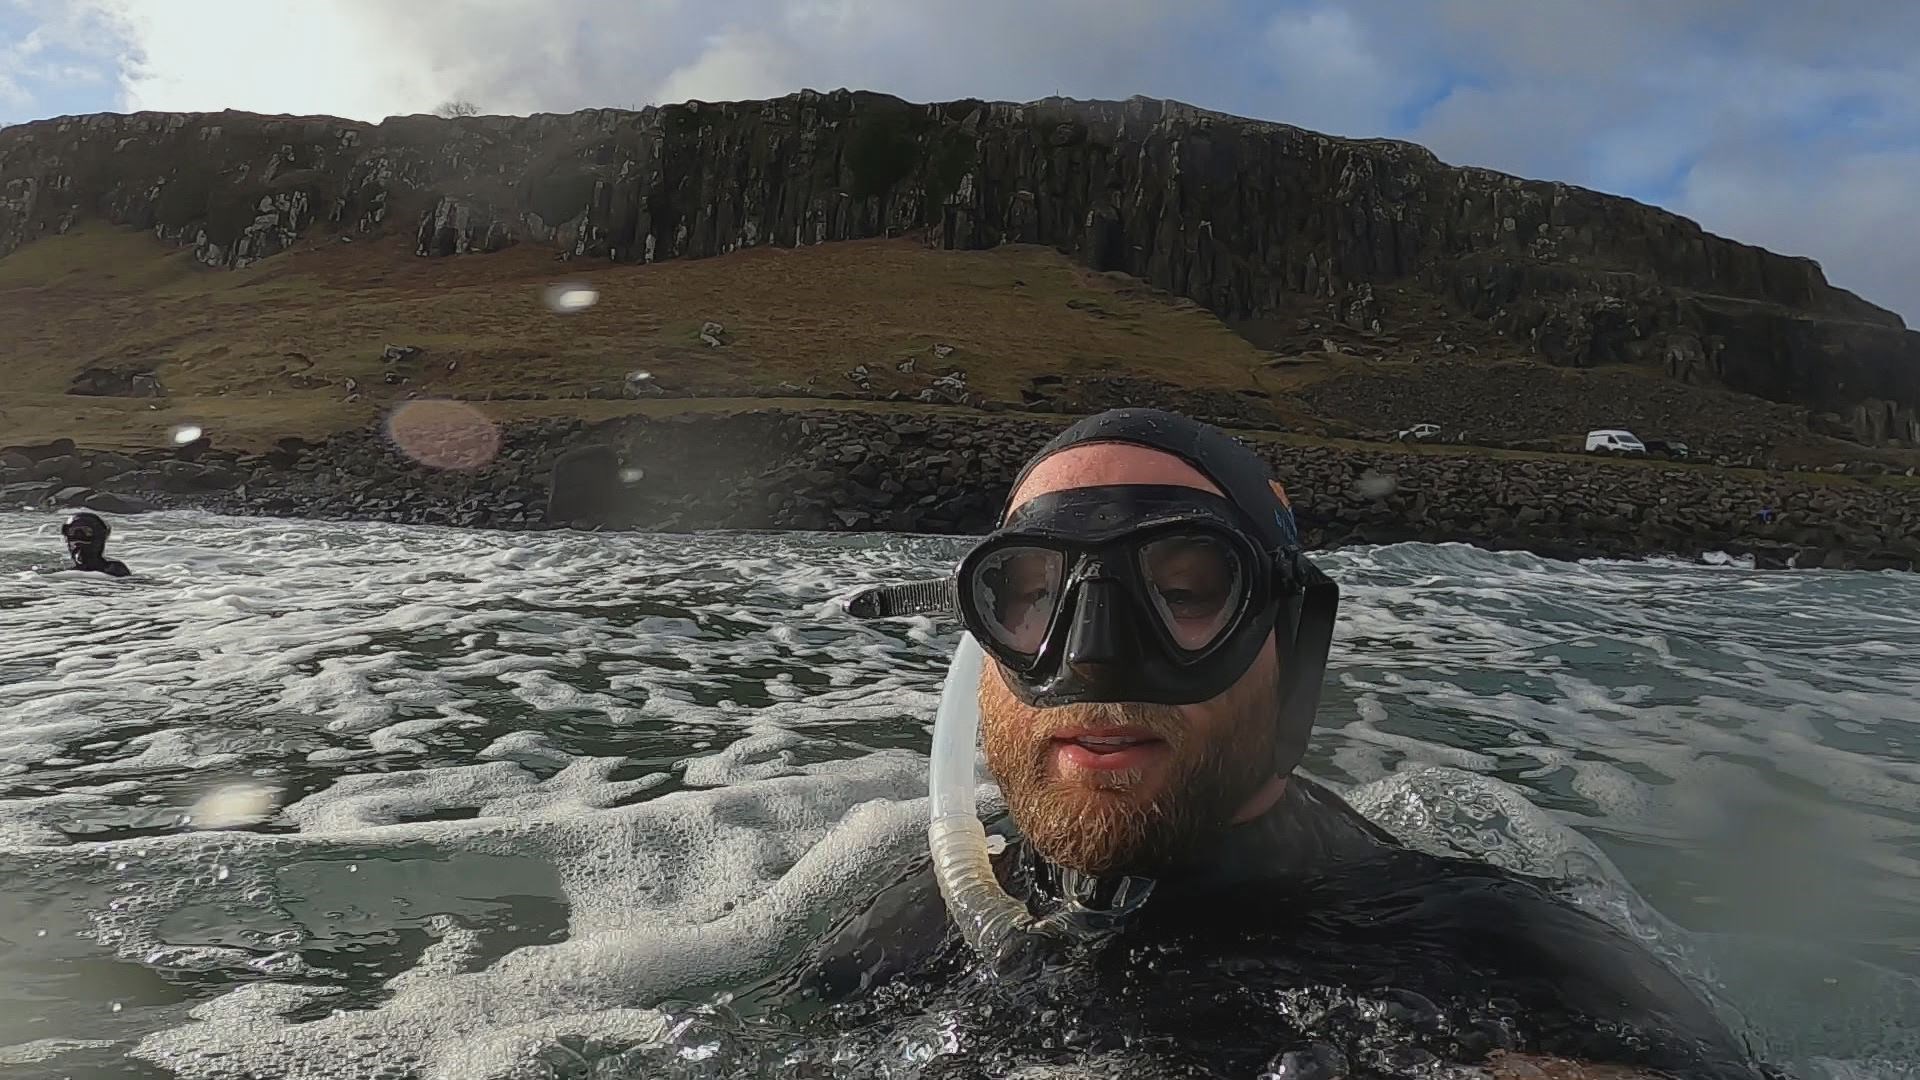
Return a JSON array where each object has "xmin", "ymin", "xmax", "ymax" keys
[{"xmin": 978, "ymin": 444, "xmax": 1283, "ymax": 877}]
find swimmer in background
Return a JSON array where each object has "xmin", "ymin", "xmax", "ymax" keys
[
  {"xmin": 62, "ymin": 512, "xmax": 130, "ymax": 577},
  {"xmin": 814, "ymin": 408, "xmax": 1778, "ymax": 1080}
]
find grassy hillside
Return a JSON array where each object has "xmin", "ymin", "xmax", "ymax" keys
[
  {"xmin": 0, "ymin": 224, "xmax": 1318, "ymax": 450},
  {"xmin": 0, "ymin": 223, "xmax": 1910, "ymax": 473}
]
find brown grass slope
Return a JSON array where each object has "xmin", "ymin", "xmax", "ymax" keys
[
  {"xmin": 0, "ymin": 223, "xmax": 1313, "ymax": 449},
  {"xmin": 0, "ymin": 221, "xmax": 1911, "ymax": 475}
]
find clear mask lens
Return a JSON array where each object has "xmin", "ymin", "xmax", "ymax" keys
[
  {"xmin": 1139, "ymin": 533, "xmax": 1245, "ymax": 651},
  {"xmin": 970, "ymin": 545, "xmax": 1065, "ymax": 657}
]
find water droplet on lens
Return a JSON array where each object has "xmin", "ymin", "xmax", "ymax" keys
[
  {"xmin": 1355, "ymin": 470, "xmax": 1397, "ymax": 499},
  {"xmin": 542, "ymin": 283, "xmax": 599, "ymax": 313},
  {"xmin": 188, "ymin": 783, "xmax": 280, "ymax": 829}
]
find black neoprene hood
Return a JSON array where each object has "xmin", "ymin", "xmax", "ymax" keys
[{"xmin": 1007, "ymin": 408, "xmax": 1302, "ymax": 547}]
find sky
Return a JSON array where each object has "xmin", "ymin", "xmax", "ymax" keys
[{"xmin": 1, "ymin": 0, "xmax": 1916, "ymax": 323}]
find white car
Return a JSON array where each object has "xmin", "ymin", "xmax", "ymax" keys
[
  {"xmin": 1395, "ymin": 423, "xmax": 1441, "ymax": 442},
  {"xmin": 1585, "ymin": 429, "xmax": 1647, "ymax": 454}
]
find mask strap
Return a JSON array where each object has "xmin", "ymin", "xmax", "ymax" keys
[
  {"xmin": 1272, "ymin": 555, "xmax": 1339, "ymax": 777},
  {"xmin": 845, "ymin": 578, "xmax": 958, "ymax": 619}
]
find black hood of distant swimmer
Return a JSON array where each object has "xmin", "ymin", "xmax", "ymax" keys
[{"xmin": 63, "ymin": 511, "xmax": 109, "ymax": 563}]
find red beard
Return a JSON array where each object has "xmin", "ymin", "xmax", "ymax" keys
[{"xmin": 980, "ymin": 672, "xmax": 1278, "ymax": 878}]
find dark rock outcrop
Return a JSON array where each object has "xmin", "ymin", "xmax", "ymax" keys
[
  {"xmin": 81, "ymin": 491, "xmax": 151, "ymax": 514},
  {"xmin": 67, "ymin": 367, "xmax": 164, "ymax": 397},
  {"xmin": 4, "ymin": 93, "xmax": 1916, "ymax": 442},
  {"xmin": 0, "ymin": 481, "xmax": 56, "ymax": 507}
]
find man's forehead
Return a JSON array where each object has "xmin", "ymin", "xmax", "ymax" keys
[{"xmin": 1007, "ymin": 443, "xmax": 1223, "ymax": 512}]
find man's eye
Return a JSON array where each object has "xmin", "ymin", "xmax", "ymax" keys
[{"xmin": 1160, "ymin": 587, "xmax": 1225, "ymax": 615}]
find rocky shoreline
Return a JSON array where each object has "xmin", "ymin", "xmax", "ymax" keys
[{"xmin": 6, "ymin": 407, "xmax": 1919, "ymax": 572}]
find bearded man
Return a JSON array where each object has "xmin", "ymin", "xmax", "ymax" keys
[{"xmin": 791, "ymin": 409, "xmax": 1774, "ymax": 1080}]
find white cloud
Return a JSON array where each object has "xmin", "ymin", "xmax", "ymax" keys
[
  {"xmin": 0, "ymin": 0, "xmax": 121, "ymax": 115},
  {"xmin": 1254, "ymin": 7, "xmax": 1416, "ymax": 138},
  {"xmin": 655, "ymin": 29, "xmax": 807, "ymax": 106},
  {"xmin": 89, "ymin": 0, "xmax": 453, "ymax": 119}
]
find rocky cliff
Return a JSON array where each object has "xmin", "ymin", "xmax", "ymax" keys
[{"xmin": 2, "ymin": 90, "xmax": 1915, "ymax": 443}]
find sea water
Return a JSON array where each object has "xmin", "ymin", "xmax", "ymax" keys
[{"xmin": 0, "ymin": 511, "xmax": 1916, "ymax": 1079}]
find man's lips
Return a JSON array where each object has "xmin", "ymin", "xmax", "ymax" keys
[{"xmin": 1048, "ymin": 726, "xmax": 1170, "ymax": 772}]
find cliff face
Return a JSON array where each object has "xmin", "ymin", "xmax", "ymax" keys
[{"xmin": 2, "ymin": 90, "xmax": 1915, "ymax": 444}]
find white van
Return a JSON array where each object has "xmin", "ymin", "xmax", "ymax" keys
[{"xmin": 1585, "ymin": 429, "xmax": 1647, "ymax": 454}]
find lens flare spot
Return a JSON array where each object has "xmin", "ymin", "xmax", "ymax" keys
[
  {"xmin": 384, "ymin": 400, "xmax": 501, "ymax": 471},
  {"xmin": 543, "ymin": 283, "xmax": 600, "ymax": 314},
  {"xmin": 169, "ymin": 424, "xmax": 204, "ymax": 445}
]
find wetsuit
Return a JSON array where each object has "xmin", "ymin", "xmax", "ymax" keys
[
  {"xmin": 784, "ymin": 777, "xmax": 1771, "ymax": 1080},
  {"xmin": 71, "ymin": 553, "xmax": 130, "ymax": 577}
]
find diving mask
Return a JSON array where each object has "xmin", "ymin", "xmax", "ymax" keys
[{"xmin": 849, "ymin": 484, "xmax": 1338, "ymax": 756}]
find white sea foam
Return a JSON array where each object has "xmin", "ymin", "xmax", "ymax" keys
[{"xmin": 1, "ymin": 513, "xmax": 1917, "ymax": 1076}]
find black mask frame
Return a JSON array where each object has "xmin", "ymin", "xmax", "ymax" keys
[{"xmin": 960, "ymin": 486, "xmax": 1277, "ymax": 706}]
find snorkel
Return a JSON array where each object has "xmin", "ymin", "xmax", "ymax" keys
[
  {"xmin": 845, "ymin": 583, "xmax": 1047, "ymax": 961},
  {"xmin": 925, "ymin": 631, "xmax": 1045, "ymax": 960}
]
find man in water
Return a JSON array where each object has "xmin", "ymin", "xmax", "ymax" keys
[
  {"xmin": 61, "ymin": 511, "xmax": 130, "ymax": 577},
  {"xmin": 799, "ymin": 409, "xmax": 1773, "ymax": 1079}
]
